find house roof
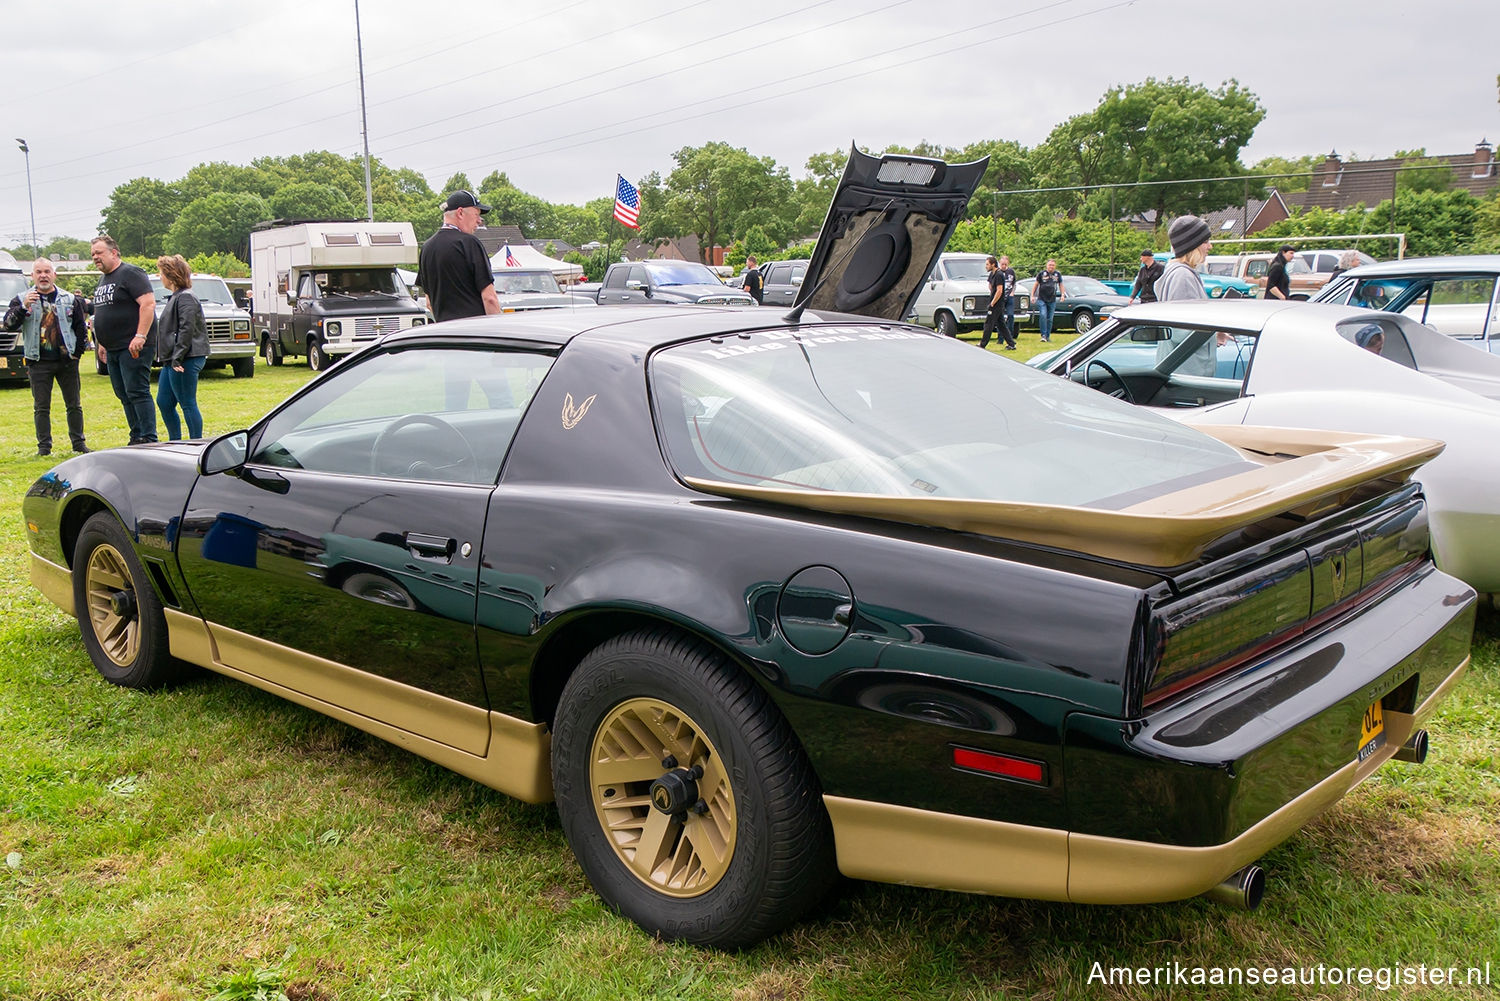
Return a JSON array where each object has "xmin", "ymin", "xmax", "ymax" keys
[
  {"xmin": 472, "ymin": 225, "xmax": 528, "ymax": 256},
  {"xmin": 1303, "ymin": 143, "xmax": 1499, "ymax": 210}
]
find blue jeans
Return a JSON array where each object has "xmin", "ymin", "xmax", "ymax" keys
[
  {"xmin": 1037, "ymin": 299, "xmax": 1057, "ymax": 341},
  {"xmin": 157, "ymin": 355, "xmax": 206, "ymax": 440},
  {"xmin": 106, "ymin": 347, "xmax": 158, "ymax": 443}
]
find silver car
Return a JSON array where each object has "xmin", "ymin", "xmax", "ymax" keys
[{"xmin": 1313, "ymin": 255, "xmax": 1500, "ymax": 353}]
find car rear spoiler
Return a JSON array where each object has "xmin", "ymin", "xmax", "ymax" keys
[{"xmin": 683, "ymin": 427, "xmax": 1442, "ymax": 568}]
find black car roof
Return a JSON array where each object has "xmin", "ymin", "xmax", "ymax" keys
[{"xmin": 381, "ymin": 304, "xmax": 913, "ymax": 353}]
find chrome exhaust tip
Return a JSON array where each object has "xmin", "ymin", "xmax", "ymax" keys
[
  {"xmin": 1205, "ymin": 864, "xmax": 1265, "ymax": 910},
  {"xmin": 1392, "ymin": 728, "xmax": 1429, "ymax": 764}
]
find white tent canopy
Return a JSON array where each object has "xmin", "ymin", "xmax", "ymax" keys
[{"xmin": 490, "ymin": 243, "xmax": 585, "ymax": 283}]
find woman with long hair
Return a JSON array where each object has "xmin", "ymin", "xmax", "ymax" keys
[{"xmin": 155, "ymin": 254, "xmax": 210, "ymax": 440}]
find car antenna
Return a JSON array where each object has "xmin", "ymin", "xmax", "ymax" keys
[{"xmin": 781, "ymin": 198, "xmax": 896, "ymax": 326}]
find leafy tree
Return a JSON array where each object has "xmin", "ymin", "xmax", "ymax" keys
[
  {"xmin": 270, "ymin": 182, "xmax": 357, "ymax": 221},
  {"xmin": 186, "ymin": 252, "xmax": 250, "ymax": 278},
  {"xmin": 442, "ymin": 172, "xmax": 474, "ymax": 196},
  {"xmin": 476, "ymin": 171, "xmax": 557, "ymax": 236},
  {"xmin": 165, "ymin": 192, "xmax": 273, "ymax": 260},
  {"xmin": 791, "ymin": 148, "xmax": 849, "ymax": 237},
  {"xmin": 101, "ymin": 177, "xmax": 184, "ymax": 256},
  {"xmin": 1391, "ymin": 149, "xmax": 1455, "ymax": 195},
  {"xmin": 663, "ymin": 143, "xmax": 795, "ymax": 260},
  {"xmin": 176, "ymin": 162, "xmax": 275, "ymax": 204},
  {"xmin": 1250, "ymin": 154, "xmax": 1323, "ymax": 192},
  {"xmin": 1037, "ymin": 78, "xmax": 1265, "ymax": 229}
]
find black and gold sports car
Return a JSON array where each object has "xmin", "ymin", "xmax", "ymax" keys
[{"xmin": 24, "ymin": 149, "xmax": 1475, "ymax": 948}]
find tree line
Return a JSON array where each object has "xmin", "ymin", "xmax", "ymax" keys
[{"xmin": 10, "ymin": 77, "xmax": 1500, "ymax": 279}]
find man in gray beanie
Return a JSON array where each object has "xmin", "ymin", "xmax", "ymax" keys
[{"xmin": 1155, "ymin": 215, "xmax": 1213, "ymax": 301}]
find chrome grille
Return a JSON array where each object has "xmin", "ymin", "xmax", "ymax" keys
[
  {"xmin": 206, "ymin": 319, "xmax": 233, "ymax": 341},
  {"xmin": 353, "ymin": 315, "xmax": 402, "ymax": 339},
  {"xmin": 0, "ymin": 331, "xmax": 18, "ymax": 351}
]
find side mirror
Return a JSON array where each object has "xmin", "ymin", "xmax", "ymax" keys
[
  {"xmin": 200, "ymin": 430, "xmax": 249, "ymax": 476},
  {"xmin": 286, "ymin": 290, "xmax": 297, "ymax": 305},
  {"xmin": 625, "ymin": 279, "xmax": 645, "ymax": 292},
  {"xmin": 791, "ymin": 275, "xmax": 803, "ymax": 287}
]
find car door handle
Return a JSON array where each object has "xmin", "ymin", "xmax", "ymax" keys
[{"xmin": 404, "ymin": 532, "xmax": 455, "ymax": 559}]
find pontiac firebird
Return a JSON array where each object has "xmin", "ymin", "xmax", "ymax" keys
[{"xmin": 22, "ymin": 149, "xmax": 1475, "ymax": 947}]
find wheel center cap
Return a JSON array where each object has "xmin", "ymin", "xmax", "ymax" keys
[
  {"xmin": 109, "ymin": 590, "xmax": 135, "ymax": 617},
  {"xmin": 649, "ymin": 767, "xmax": 700, "ymax": 815}
]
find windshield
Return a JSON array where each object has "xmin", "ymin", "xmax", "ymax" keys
[
  {"xmin": 316, "ymin": 268, "xmax": 407, "ymax": 296},
  {"xmin": 1065, "ymin": 277, "xmax": 1112, "ymax": 296},
  {"xmin": 0, "ymin": 273, "xmax": 26, "ymax": 301},
  {"xmin": 645, "ymin": 261, "xmax": 722, "ymax": 286},
  {"xmin": 492, "ymin": 271, "xmax": 562, "ymax": 294},
  {"xmin": 149, "ymin": 275, "xmax": 237, "ymax": 306},
  {"xmin": 651, "ymin": 327, "xmax": 1251, "ymax": 509},
  {"xmin": 943, "ymin": 258, "xmax": 988, "ymax": 280}
]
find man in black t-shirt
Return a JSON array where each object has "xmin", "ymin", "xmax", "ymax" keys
[
  {"xmin": 416, "ymin": 190, "xmax": 501, "ymax": 323},
  {"xmin": 1033, "ymin": 259, "xmax": 1067, "ymax": 342},
  {"xmin": 978, "ymin": 255, "xmax": 1016, "ymax": 350},
  {"xmin": 91, "ymin": 235, "xmax": 158, "ymax": 444},
  {"xmin": 741, "ymin": 256, "xmax": 764, "ymax": 304}
]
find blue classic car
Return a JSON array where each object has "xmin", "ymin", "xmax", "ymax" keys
[{"xmin": 1103, "ymin": 255, "xmax": 1257, "ymax": 300}]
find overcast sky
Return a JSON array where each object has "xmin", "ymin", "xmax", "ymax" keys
[{"xmin": 3, "ymin": 0, "xmax": 1495, "ymax": 245}]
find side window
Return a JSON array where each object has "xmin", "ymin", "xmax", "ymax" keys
[
  {"xmin": 1247, "ymin": 260, "xmax": 1268, "ymax": 278},
  {"xmin": 792, "ymin": 263, "xmax": 806, "ymax": 283},
  {"xmin": 250, "ymin": 346, "xmax": 555, "ymax": 484},
  {"xmin": 1422, "ymin": 277, "xmax": 1496, "ymax": 337},
  {"xmin": 603, "ymin": 268, "xmax": 626, "ymax": 290},
  {"xmin": 296, "ymin": 273, "xmax": 317, "ymax": 300},
  {"xmin": 767, "ymin": 264, "xmax": 788, "ymax": 285},
  {"xmin": 1337, "ymin": 320, "xmax": 1416, "ymax": 369},
  {"xmin": 629, "ymin": 265, "xmax": 650, "ymax": 287}
]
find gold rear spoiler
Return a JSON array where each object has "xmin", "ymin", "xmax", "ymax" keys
[{"xmin": 684, "ymin": 427, "xmax": 1442, "ymax": 568}]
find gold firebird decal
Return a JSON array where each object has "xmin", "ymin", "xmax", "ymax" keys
[{"xmin": 561, "ymin": 393, "xmax": 597, "ymax": 430}]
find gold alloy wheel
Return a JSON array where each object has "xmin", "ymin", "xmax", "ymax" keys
[
  {"xmin": 590, "ymin": 697, "xmax": 737, "ymax": 897},
  {"xmin": 84, "ymin": 543, "xmax": 139, "ymax": 667}
]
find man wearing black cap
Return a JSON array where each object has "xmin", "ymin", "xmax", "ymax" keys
[
  {"xmin": 417, "ymin": 190, "xmax": 501, "ymax": 322},
  {"xmin": 1265, "ymin": 244, "xmax": 1296, "ymax": 301},
  {"xmin": 1125, "ymin": 249, "xmax": 1163, "ymax": 305}
]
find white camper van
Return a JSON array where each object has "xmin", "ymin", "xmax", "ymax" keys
[{"xmin": 250, "ymin": 221, "xmax": 428, "ymax": 370}]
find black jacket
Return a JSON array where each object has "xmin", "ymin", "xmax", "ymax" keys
[{"xmin": 157, "ymin": 290, "xmax": 210, "ymax": 366}]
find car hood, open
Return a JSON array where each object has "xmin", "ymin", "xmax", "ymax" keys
[{"xmin": 795, "ymin": 145, "xmax": 988, "ymax": 320}]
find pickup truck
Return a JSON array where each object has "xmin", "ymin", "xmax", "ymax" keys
[
  {"xmin": 1203, "ymin": 253, "xmax": 1327, "ymax": 299},
  {"xmin": 594, "ymin": 259, "xmax": 754, "ymax": 306}
]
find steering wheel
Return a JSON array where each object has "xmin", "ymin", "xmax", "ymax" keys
[
  {"xmin": 1083, "ymin": 359, "xmax": 1137, "ymax": 405},
  {"xmin": 371, "ymin": 414, "xmax": 478, "ymax": 482}
]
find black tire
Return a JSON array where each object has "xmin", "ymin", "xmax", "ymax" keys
[
  {"xmin": 308, "ymin": 337, "xmax": 329, "ymax": 372},
  {"xmin": 265, "ymin": 335, "xmax": 284, "ymax": 367},
  {"xmin": 72, "ymin": 512, "xmax": 182, "ymax": 689},
  {"xmin": 935, "ymin": 311, "xmax": 958, "ymax": 337},
  {"xmin": 551, "ymin": 629, "xmax": 835, "ymax": 948},
  {"xmin": 231, "ymin": 357, "xmax": 255, "ymax": 379},
  {"xmin": 1073, "ymin": 309, "xmax": 1095, "ymax": 333}
]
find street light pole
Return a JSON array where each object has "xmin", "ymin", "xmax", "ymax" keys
[
  {"xmin": 353, "ymin": 0, "xmax": 375, "ymax": 222},
  {"xmin": 16, "ymin": 138, "xmax": 37, "ymax": 253}
]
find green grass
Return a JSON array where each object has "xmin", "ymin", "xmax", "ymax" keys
[{"xmin": 2, "ymin": 359, "xmax": 1497, "ymax": 1000}]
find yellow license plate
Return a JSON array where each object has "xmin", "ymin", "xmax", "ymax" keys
[
  {"xmin": 0, "ymin": 357, "xmax": 8, "ymax": 369},
  {"xmin": 1358, "ymin": 700, "xmax": 1386, "ymax": 762}
]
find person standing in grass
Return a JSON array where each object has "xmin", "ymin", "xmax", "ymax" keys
[
  {"xmin": 154, "ymin": 255, "xmax": 210, "ymax": 441},
  {"xmin": 1033, "ymin": 259, "xmax": 1066, "ymax": 342},
  {"xmin": 91, "ymin": 235, "xmax": 159, "ymax": 444},
  {"xmin": 1, "ymin": 259, "xmax": 91, "ymax": 457}
]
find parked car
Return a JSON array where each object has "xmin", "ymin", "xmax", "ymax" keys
[
  {"xmin": 490, "ymin": 267, "xmax": 590, "ymax": 312},
  {"xmin": 909, "ymin": 252, "xmax": 1033, "ymax": 335},
  {"xmin": 1205, "ymin": 252, "xmax": 1327, "ymax": 299},
  {"xmin": 1300, "ymin": 248, "xmax": 1378, "ymax": 276},
  {"xmin": 1111, "ymin": 254, "xmax": 1257, "ymax": 299},
  {"xmin": 87, "ymin": 273, "xmax": 257, "ymax": 378},
  {"xmin": 593, "ymin": 259, "xmax": 754, "ymax": 306},
  {"xmin": 22, "ymin": 148, "xmax": 1474, "ymax": 948},
  {"xmin": 0, "ymin": 249, "xmax": 28, "ymax": 384},
  {"xmin": 1312, "ymin": 255, "xmax": 1500, "ymax": 353},
  {"xmin": 1015, "ymin": 274, "xmax": 1128, "ymax": 333},
  {"xmin": 1034, "ymin": 298, "xmax": 1500, "ymax": 592},
  {"xmin": 724, "ymin": 260, "xmax": 808, "ymax": 307}
]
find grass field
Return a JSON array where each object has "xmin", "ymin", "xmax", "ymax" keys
[{"xmin": 1, "ymin": 354, "xmax": 1496, "ymax": 1000}]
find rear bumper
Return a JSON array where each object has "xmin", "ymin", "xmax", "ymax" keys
[{"xmin": 826, "ymin": 563, "xmax": 1475, "ymax": 905}]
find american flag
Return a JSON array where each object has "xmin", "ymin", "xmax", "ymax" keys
[
  {"xmin": 503, "ymin": 245, "xmax": 520, "ymax": 267},
  {"xmin": 614, "ymin": 174, "xmax": 641, "ymax": 229}
]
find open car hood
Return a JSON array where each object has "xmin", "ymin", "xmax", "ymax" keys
[{"xmin": 795, "ymin": 144, "xmax": 988, "ymax": 320}]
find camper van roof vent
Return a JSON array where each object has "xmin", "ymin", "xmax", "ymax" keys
[
  {"xmin": 368, "ymin": 233, "xmax": 405, "ymax": 246},
  {"xmin": 323, "ymin": 233, "xmax": 361, "ymax": 247}
]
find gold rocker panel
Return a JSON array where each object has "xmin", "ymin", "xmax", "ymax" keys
[
  {"xmin": 828, "ymin": 654, "xmax": 1468, "ymax": 904},
  {"xmin": 164, "ymin": 609, "xmax": 553, "ymax": 803},
  {"xmin": 30, "ymin": 553, "xmax": 74, "ymax": 616},
  {"xmin": 686, "ymin": 428, "xmax": 1443, "ymax": 568}
]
